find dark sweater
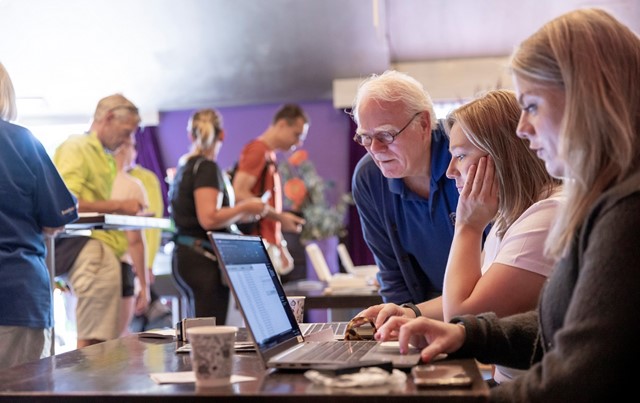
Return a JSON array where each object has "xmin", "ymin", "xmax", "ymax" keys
[{"xmin": 453, "ymin": 171, "xmax": 640, "ymax": 402}]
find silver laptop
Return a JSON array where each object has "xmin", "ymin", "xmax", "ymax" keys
[{"xmin": 208, "ymin": 232, "xmax": 422, "ymax": 370}]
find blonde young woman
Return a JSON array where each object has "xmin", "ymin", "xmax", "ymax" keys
[
  {"xmin": 376, "ymin": 9, "xmax": 640, "ymax": 401},
  {"xmin": 358, "ymin": 90, "xmax": 562, "ymax": 382},
  {"xmin": 169, "ymin": 109, "xmax": 267, "ymax": 324}
]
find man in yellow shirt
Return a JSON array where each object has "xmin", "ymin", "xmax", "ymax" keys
[{"xmin": 54, "ymin": 94, "xmax": 145, "ymax": 348}]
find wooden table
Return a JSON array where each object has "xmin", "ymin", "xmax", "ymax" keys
[{"xmin": 0, "ymin": 335, "xmax": 489, "ymax": 402}]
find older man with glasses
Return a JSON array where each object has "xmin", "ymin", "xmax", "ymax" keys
[
  {"xmin": 350, "ymin": 70, "xmax": 459, "ymax": 312},
  {"xmin": 53, "ymin": 94, "xmax": 146, "ymax": 348}
]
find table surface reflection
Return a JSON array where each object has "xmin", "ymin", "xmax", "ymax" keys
[{"xmin": 0, "ymin": 335, "xmax": 488, "ymax": 402}]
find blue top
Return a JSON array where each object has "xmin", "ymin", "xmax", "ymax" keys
[
  {"xmin": 352, "ymin": 122, "xmax": 459, "ymax": 304},
  {"xmin": 0, "ymin": 120, "xmax": 78, "ymax": 328}
]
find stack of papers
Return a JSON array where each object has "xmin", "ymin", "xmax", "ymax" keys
[
  {"xmin": 137, "ymin": 328, "xmax": 176, "ymax": 339},
  {"xmin": 176, "ymin": 341, "xmax": 255, "ymax": 354}
]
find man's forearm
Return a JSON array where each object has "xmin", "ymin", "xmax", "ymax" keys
[{"xmin": 126, "ymin": 231, "xmax": 148, "ymax": 291}]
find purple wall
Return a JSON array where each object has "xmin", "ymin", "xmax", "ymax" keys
[{"xmin": 157, "ymin": 100, "xmax": 353, "ymax": 204}]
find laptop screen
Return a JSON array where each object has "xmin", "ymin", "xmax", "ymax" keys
[{"xmin": 208, "ymin": 232, "xmax": 302, "ymax": 349}]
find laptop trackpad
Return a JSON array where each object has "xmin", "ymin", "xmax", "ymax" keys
[{"xmin": 360, "ymin": 342, "xmax": 422, "ymax": 368}]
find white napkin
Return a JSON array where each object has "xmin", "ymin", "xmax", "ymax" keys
[{"xmin": 304, "ymin": 367, "xmax": 406, "ymax": 388}]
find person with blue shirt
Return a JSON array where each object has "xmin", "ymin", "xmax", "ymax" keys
[
  {"xmin": 0, "ymin": 62, "xmax": 78, "ymax": 369},
  {"xmin": 350, "ymin": 70, "xmax": 459, "ymax": 307}
]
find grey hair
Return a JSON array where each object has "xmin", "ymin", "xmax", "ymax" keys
[
  {"xmin": 351, "ymin": 70, "xmax": 436, "ymax": 129},
  {"xmin": 93, "ymin": 93, "xmax": 140, "ymax": 124}
]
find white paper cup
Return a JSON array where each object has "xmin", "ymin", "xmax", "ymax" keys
[
  {"xmin": 287, "ymin": 296, "xmax": 306, "ymax": 323},
  {"xmin": 187, "ymin": 326, "xmax": 237, "ymax": 387}
]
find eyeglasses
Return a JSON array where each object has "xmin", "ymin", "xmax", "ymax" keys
[
  {"xmin": 344, "ymin": 316, "xmax": 377, "ymax": 341},
  {"xmin": 353, "ymin": 111, "xmax": 422, "ymax": 146}
]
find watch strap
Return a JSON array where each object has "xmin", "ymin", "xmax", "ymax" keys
[{"xmin": 401, "ymin": 302, "xmax": 421, "ymax": 318}]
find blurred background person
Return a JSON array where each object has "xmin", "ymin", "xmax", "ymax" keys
[
  {"xmin": 169, "ymin": 108, "xmax": 267, "ymax": 323},
  {"xmin": 129, "ymin": 145, "xmax": 173, "ymax": 331},
  {"xmin": 53, "ymin": 94, "xmax": 144, "ymax": 348},
  {"xmin": 232, "ymin": 104, "xmax": 307, "ymax": 276},
  {"xmin": 111, "ymin": 136, "xmax": 150, "ymax": 335}
]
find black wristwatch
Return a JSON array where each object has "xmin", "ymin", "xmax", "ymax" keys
[{"xmin": 401, "ymin": 302, "xmax": 421, "ymax": 318}]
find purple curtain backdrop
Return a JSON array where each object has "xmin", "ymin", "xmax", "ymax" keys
[
  {"xmin": 135, "ymin": 126, "xmax": 169, "ymax": 216},
  {"xmin": 346, "ymin": 111, "xmax": 375, "ymax": 266},
  {"xmin": 157, "ymin": 101, "xmax": 354, "ymax": 223}
]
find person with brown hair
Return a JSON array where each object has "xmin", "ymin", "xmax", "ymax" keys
[
  {"xmin": 169, "ymin": 108, "xmax": 267, "ymax": 323},
  {"xmin": 375, "ymin": 8, "xmax": 640, "ymax": 401},
  {"xmin": 232, "ymin": 104, "xmax": 308, "ymax": 275}
]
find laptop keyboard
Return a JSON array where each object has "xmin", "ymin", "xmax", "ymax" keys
[
  {"xmin": 297, "ymin": 341, "xmax": 371, "ymax": 363},
  {"xmin": 301, "ymin": 322, "xmax": 348, "ymax": 337}
]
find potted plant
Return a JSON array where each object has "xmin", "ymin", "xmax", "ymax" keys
[{"xmin": 278, "ymin": 150, "xmax": 353, "ymax": 278}]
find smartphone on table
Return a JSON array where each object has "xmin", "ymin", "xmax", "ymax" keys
[{"xmin": 411, "ymin": 364, "xmax": 473, "ymax": 388}]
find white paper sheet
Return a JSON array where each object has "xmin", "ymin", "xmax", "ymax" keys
[{"xmin": 150, "ymin": 371, "xmax": 256, "ymax": 385}]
